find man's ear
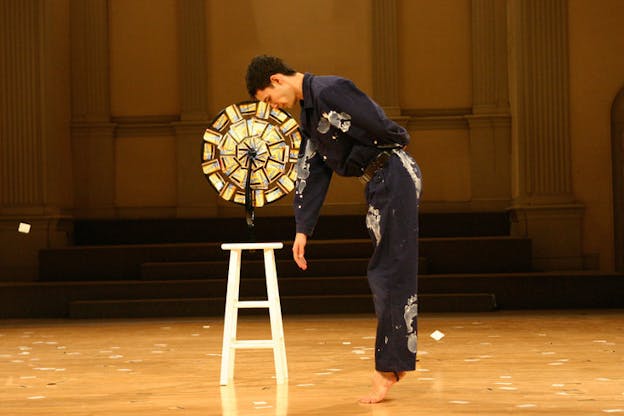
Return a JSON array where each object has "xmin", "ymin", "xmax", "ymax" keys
[{"xmin": 270, "ymin": 73, "xmax": 283, "ymax": 85}]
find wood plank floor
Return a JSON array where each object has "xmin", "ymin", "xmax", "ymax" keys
[{"xmin": 1, "ymin": 310, "xmax": 622, "ymax": 415}]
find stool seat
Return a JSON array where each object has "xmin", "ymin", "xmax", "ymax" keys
[
  {"xmin": 221, "ymin": 242, "xmax": 284, "ymax": 250},
  {"xmin": 219, "ymin": 242, "xmax": 288, "ymax": 385}
]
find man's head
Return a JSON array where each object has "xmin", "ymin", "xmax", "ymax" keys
[{"xmin": 245, "ymin": 55, "xmax": 300, "ymax": 109}]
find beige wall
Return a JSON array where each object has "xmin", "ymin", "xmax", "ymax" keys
[
  {"xmin": 114, "ymin": 0, "xmax": 475, "ymax": 212},
  {"xmin": 410, "ymin": 129, "xmax": 472, "ymax": 203},
  {"xmin": 43, "ymin": 0, "xmax": 73, "ymax": 212},
  {"xmin": 568, "ymin": 0, "xmax": 624, "ymax": 270},
  {"xmin": 2, "ymin": 0, "xmax": 623, "ymax": 276},
  {"xmin": 110, "ymin": 0, "xmax": 375, "ymax": 213},
  {"xmin": 206, "ymin": 0, "xmax": 373, "ymax": 116},
  {"xmin": 109, "ymin": 0, "xmax": 180, "ymax": 117},
  {"xmin": 0, "ymin": 0, "xmax": 73, "ymax": 280},
  {"xmin": 397, "ymin": 0, "xmax": 472, "ymax": 110},
  {"xmin": 396, "ymin": 0, "xmax": 473, "ymax": 208},
  {"xmin": 105, "ymin": 0, "xmax": 623, "ymax": 270},
  {"xmin": 115, "ymin": 136, "xmax": 177, "ymax": 210},
  {"xmin": 204, "ymin": 0, "xmax": 374, "ymax": 215}
]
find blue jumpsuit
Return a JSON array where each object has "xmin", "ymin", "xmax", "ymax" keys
[{"xmin": 295, "ymin": 73, "xmax": 422, "ymax": 372}]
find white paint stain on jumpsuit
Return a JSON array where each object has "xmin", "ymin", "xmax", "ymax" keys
[
  {"xmin": 394, "ymin": 149, "xmax": 422, "ymax": 199},
  {"xmin": 366, "ymin": 205, "xmax": 382, "ymax": 246},
  {"xmin": 404, "ymin": 294, "xmax": 418, "ymax": 353}
]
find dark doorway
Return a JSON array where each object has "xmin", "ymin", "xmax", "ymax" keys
[{"xmin": 612, "ymin": 87, "xmax": 624, "ymax": 272}]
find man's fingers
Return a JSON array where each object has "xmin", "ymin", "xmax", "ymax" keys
[
  {"xmin": 293, "ymin": 253, "xmax": 307, "ymax": 269},
  {"xmin": 297, "ymin": 256, "xmax": 307, "ymax": 270},
  {"xmin": 293, "ymin": 248, "xmax": 307, "ymax": 270},
  {"xmin": 292, "ymin": 233, "xmax": 308, "ymax": 270}
]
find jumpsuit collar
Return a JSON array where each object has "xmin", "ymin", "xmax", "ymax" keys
[{"xmin": 300, "ymin": 72, "xmax": 315, "ymax": 111}]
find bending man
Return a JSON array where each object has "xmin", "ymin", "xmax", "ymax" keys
[{"xmin": 245, "ymin": 55, "xmax": 422, "ymax": 403}]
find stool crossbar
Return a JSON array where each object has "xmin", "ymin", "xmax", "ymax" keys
[{"xmin": 219, "ymin": 242, "xmax": 288, "ymax": 385}]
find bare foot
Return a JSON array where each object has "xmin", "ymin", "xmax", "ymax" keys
[{"xmin": 359, "ymin": 371, "xmax": 406, "ymax": 404}]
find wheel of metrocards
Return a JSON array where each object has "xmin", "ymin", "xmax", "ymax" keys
[{"xmin": 201, "ymin": 101, "xmax": 302, "ymax": 207}]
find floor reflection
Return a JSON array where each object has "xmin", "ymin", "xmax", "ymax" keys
[{"xmin": 220, "ymin": 382, "xmax": 289, "ymax": 415}]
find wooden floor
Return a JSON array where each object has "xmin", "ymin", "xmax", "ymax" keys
[{"xmin": 1, "ymin": 310, "xmax": 622, "ymax": 415}]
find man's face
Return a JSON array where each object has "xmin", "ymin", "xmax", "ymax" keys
[{"xmin": 255, "ymin": 75, "xmax": 297, "ymax": 110}]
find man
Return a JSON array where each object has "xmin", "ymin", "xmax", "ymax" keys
[{"xmin": 245, "ymin": 55, "xmax": 422, "ymax": 404}]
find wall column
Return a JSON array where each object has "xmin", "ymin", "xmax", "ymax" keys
[
  {"xmin": 174, "ymin": 0, "xmax": 217, "ymax": 217},
  {"xmin": 70, "ymin": 0, "xmax": 116, "ymax": 218},
  {"xmin": 0, "ymin": 0, "xmax": 73, "ymax": 280},
  {"xmin": 507, "ymin": 0, "xmax": 584, "ymax": 270},
  {"xmin": 466, "ymin": 0, "xmax": 511, "ymax": 211},
  {"xmin": 372, "ymin": 0, "xmax": 402, "ymax": 118},
  {"xmin": 612, "ymin": 88, "xmax": 624, "ymax": 272}
]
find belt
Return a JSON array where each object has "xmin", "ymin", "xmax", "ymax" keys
[{"xmin": 359, "ymin": 151, "xmax": 392, "ymax": 184}]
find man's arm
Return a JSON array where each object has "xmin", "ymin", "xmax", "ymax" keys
[
  {"xmin": 293, "ymin": 138, "xmax": 333, "ymax": 270},
  {"xmin": 319, "ymin": 78, "xmax": 409, "ymax": 147},
  {"xmin": 294, "ymin": 152, "xmax": 333, "ymax": 236}
]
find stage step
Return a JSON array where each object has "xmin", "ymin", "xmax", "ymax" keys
[
  {"xmin": 140, "ymin": 258, "xmax": 371, "ymax": 280},
  {"xmin": 68, "ymin": 293, "xmax": 497, "ymax": 318},
  {"xmin": 2, "ymin": 272, "xmax": 623, "ymax": 318},
  {"xmin": 72, "ymin": 212, "xmax": 511, "ymax": 245},
  {"xmin": 140, "ymin": 257, "xmax": 430, "ymax": 280},
  {"xmin": 39, "ymin": 237, "xmax": 530, "ymax": 281}
]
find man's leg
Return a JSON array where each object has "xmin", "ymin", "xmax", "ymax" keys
[{"xmin": 360, "ymin": 153, "xmax": 421, "ymax": 403}]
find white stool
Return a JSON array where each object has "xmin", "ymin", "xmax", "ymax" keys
[{"xmin": 219, "ymin": 242, "xmax": 288, "ymax": 385}]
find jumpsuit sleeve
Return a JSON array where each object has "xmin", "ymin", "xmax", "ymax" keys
[
  {"xmin": 294, "ymin": 140, "xmax": 333, "ymax": 236},
  {"xmin": 318, "ymin": 78, "xmax": 410, "ymax": 147}
]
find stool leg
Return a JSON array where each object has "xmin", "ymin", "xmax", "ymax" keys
[
  {"xmin": 220, "ymin": 248, "xmax": 242, "ymax": 386},
  {"xmin": 219, "ymin": 385, "xmax": 237, "ymax": 414},
  {"xmin": 264, "ymin": 248, "xmax": 288, "ymax": 384},
  {"xmin": 276, "ymin": 383, "xmax": 289, "ymax": 415}
]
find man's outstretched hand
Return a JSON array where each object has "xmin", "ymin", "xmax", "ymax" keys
[{"xmin": 292, "ymin": 232, "xmax": 308, "ymax": 270}]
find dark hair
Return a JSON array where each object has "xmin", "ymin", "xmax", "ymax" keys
[{"xmin": 245, "ymin": 55, "xmax": 296, "ymax": 98}]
